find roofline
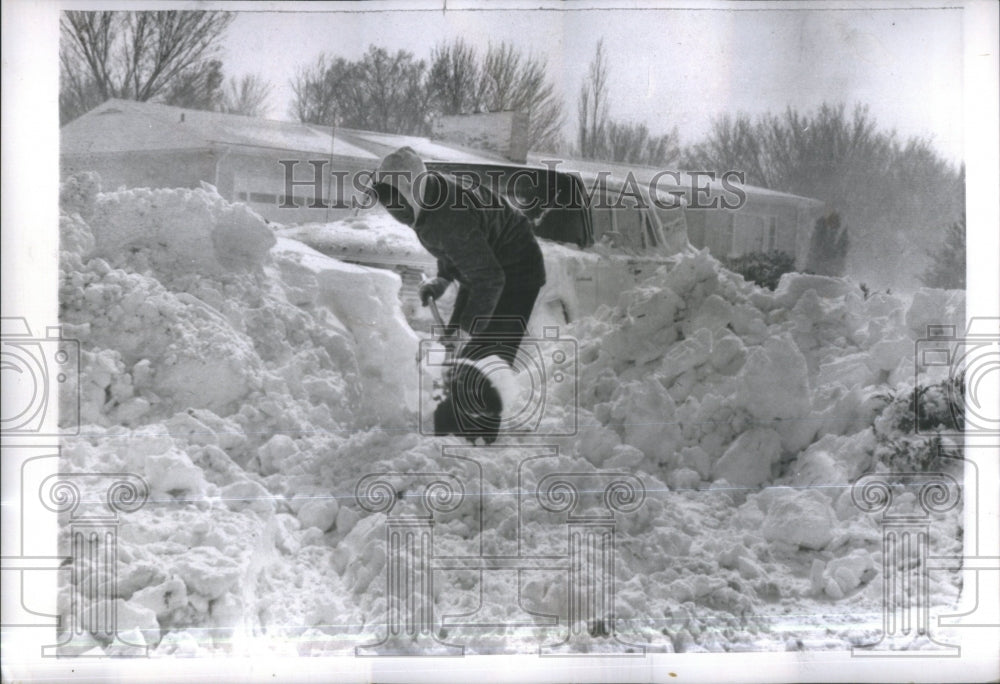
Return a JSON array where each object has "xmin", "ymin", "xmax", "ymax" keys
[
  {"xmin": 93, "ymin": 97, "xmax": 288, "ymax": 128},
  {"xmin": 203, "ymin": 139, "xmax": 377, "ymax": 159},
  {"xmin": 61, "ymin": 146, "xmax": 215, "ymax": 157},
  {"xmin": 333, "ymin": 126, "xmax": 514, "ymax": 163},
  {"xmin": 526, "ymin": 153, "xmax": 825, "ymax": 207},
  {"xmin": 71, "ymin": 99, "xmax": 380, "ymax": 158}
]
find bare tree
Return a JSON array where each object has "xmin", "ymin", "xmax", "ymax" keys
[
  {"xmin": 577, "ymin": 39, "xmax": 609, "ymax": 159},
  {"xmin": 60, "ymin": 49, "xmax": 105, "ymax": 125},
  {"xmin": 416, "ymin": 39, "xmax": 565, "ymax": 150},
  {"xmin": 161, "ymin": 59, "xmax": 225, "ymax": 111},
  {"xmin": 290, "ymin": 46, "xmax": 429, "ymax": 134},
  {"xmin": 290, "ymin": 54, "xmax": 344, "ymax": 125},
  {"xmin": 60, "ymin": 10, "xmax": 234, "ymax": 123},
  {"xmin": 428, "ymin": 39, "xmax": 480, "ymax": 115},
  {"xmin": 477, "ymin": 43, "xmax": 563, "ymax": 152},
  {"xmin": 352, "ymin": 46, "xmax": 430, "ymax": 134},
  {"xmin": 684, "ymin": 103, "xmax": 964, "ymax": 287},
  {"xmin": 606, "ymin": 120, "xmax": 680, "ymax": 166},
  {"xmin": 222, "ymin": 74, "xmax": 273, "ymax": 117},
  {"xmin": 291, "ymin": 40, "xmax": 562, "ymax": 147},
  {"xmin": 577, "ymin": 40, "xmax": 677, "ymax": 165}
]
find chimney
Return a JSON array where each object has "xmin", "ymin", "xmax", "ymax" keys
[{"xmin": 431, "ymin": 111, "xmax": 529, "ymax": 163}]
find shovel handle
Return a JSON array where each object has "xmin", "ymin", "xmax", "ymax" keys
[
  {"xmin": 428, "ymin": 299, "xmax": 446, "ymax": 327},
  {"xmin": 428, "ymin": 299, "xmax": 465, "ymax": 362}
]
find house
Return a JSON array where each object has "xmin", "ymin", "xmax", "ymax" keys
[
  {"xmin": 60, "ymin": 99, "xmax": 518, "ymax": 224},
  {"xmin": 61, "ymin": 100, "xmax": 824, "ymax": 267}
]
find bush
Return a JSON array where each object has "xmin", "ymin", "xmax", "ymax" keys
[
  {"xmin": 805, "ymin": 212, "xmax": 849, "ymax": 276},
  {"xmin": 870, "ymin": 375, "xmax": 964, "ymax": 474},
  {"xmin": 920, "ymin": 214, "xmax": 965, "ymax": 290},
  {"xmin": 723, "ymin": 250, "xmax": 797, "ymax": 290}
]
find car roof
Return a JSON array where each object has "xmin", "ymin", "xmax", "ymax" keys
[{"xmin": 425, "ymin": 160, "xmax": 687, "ymax": 207}]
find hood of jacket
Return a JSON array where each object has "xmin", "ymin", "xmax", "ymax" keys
[{"xmin": 374, "ymin": 146, "xmax": 428, "ymax": 224}]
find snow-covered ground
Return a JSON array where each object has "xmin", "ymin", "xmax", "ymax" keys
[{"xmin": 56, "ymin": 175, "xmax": 966, "ymax": 656}]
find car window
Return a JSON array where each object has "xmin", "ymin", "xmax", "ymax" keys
[
  {"xmin": 591, "ymin": 205, "xmax": 614, "ymax": 243},
  {"xmin": 428, "ymin": 163, "xmax": 589, "ymax": 247},
  {"xmin": 531, "ymin": 173, "xmax": 589, "ymax": 247},
  {"xmin": 614, "ymin": 198, "xmax": 645, "ymax": 251},
  {"xmin": 643, "ymin": 211, "xmax": 659, "ymax": 248}
]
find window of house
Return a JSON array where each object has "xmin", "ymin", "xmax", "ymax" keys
[
  {"xmin": 766, "ymin": 217, "xmax": 778, "ymax": 251},
  {"xmin": 732, "ymin": 213, "xmax": 765, "ymax": 256}
]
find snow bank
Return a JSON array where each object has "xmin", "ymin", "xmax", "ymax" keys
[
  {"xmin": 58, "ymin": 175, "xmax": 965, "ymax": 656},
  {"xmin": 60, "ymin": 177, "xmax": 418, "ymax": 432},
  {"xmin": 570, "ymin": 250, "xmax": 965, "ymax": 488}
]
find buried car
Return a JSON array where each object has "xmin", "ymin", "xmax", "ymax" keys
[{"xmin": 280, "ymin": 160, "xmax": 693, "ymax": 335}]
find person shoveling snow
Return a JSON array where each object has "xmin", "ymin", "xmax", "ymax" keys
[{"xmin": 371, "ymin": 146, "xmax": 546, "ymax": 443}]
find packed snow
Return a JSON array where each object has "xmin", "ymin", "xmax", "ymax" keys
[{"xmin": 57, "ymin": 174, "xmax": 965, "ymax": 656}]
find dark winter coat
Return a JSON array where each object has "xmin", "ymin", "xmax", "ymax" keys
[{"xmin": 414, "ymin": 172, "xmax": 546, "ymax": 332}]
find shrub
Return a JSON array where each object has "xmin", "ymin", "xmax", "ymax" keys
[
  {"xmin": 920, "ymin": 214, "xmax": 965, "ymax": 290},
  {"xmin": 870, "ymin": 375, "xmax": 964, "ymax": 474},
  {"xmin": 723, "ymin": 250, "xmax": 797, "ymax": 290},
  {"xmin": 805, "ymin": 212, "xmax": 849, "ymax": 276}
]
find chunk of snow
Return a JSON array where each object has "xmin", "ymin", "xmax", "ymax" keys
[
  {"xmin": 712, "ymin": 427, "xmax": 782, "ymax": 490},
  {"xmin": 736, "ymin": 334, "xmax": 812, "ymax": 423},
  {"xmin": 760, "ymin": 490, "xmax": 837, "ymax": 550},
  {"xmin": 89, "ymin": 186, "xmax": 275, "ymax": 276}
]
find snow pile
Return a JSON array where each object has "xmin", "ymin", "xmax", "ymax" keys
[
  {"xmin": 58, "ymin": 177, "xmax": 965, "ymax": 656},
  {"xmin": 567, "ymin": 253, "xmax": 964, "ymax": 491},
  {"xmin": 60, "ymin": 176, "xmax": 417, "ymax": 431}
]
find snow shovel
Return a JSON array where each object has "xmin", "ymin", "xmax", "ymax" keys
[{"xmin": 425, "ymin": 298, "xmax": 504, "ymax": 444}]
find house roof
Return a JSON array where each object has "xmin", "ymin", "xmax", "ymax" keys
[
  {"xmin": 61, "ymin": 99, "xmax": 377, "ymax": 158},
  {"xmin": 332, "ymin": 127, "xmax": 512, "ymax": 164},
  {"xmin": 62, "ymin": 99, "xmax": 510, "ymax": 166},
  {"xmin": 527, "ymin": 153, "xmax": 825, "ymax": 209}
]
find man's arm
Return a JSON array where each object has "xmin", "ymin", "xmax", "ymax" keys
[
  {"xmin": 437, "ymin": 257, "xmax": 459, "ymax": 282},
  {"xmin": 426, "ymin": 224, "xmax": 505, "ymax": 334}
]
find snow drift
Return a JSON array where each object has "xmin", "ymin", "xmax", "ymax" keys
[{"xmin": 57, "ymin": 175, "xmax": 965, "ymax": 656}]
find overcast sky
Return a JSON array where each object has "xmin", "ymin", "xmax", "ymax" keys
[{"xmin": 222, "ymin": 3, "xmax": 964, "ymax": 163}]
